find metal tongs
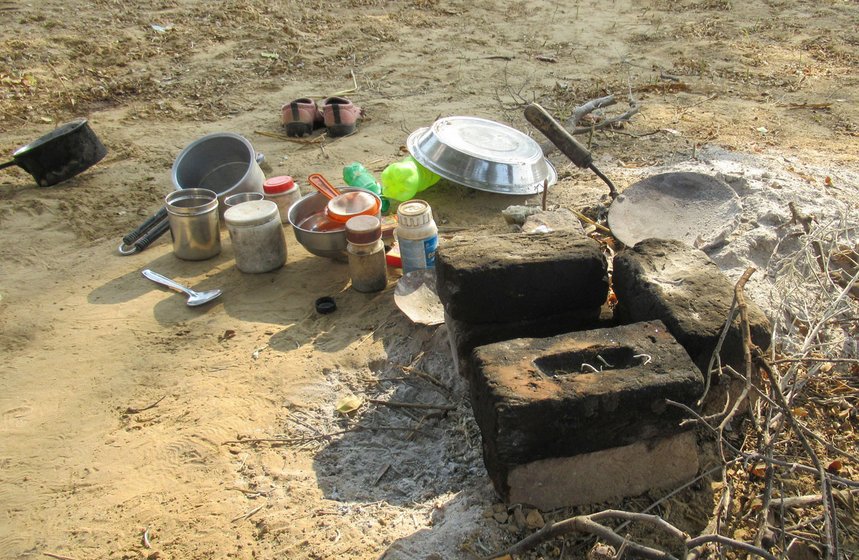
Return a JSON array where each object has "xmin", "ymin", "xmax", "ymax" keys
[{"xmin": 118, "ymin": 207, "xmax": 170, "ymax": 255}]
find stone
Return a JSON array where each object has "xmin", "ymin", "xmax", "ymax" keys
[
  {"xmin": 445, "ymin": 307, "xmax": 613, "ymax": 378},
  {"xmin": 469, "ymin": 320, "xmax": 702, "ymax": 496},
  {"xmin": 525, "ymin": 508, "xmax": 545, "ymax": 529},
  {"xmin": 512, "ymin": 506, "xmax": 527, "ymax": 530},
  {"xmin": 522, "ymin": 207, "xmax": 585, "ymax": 234},
  {"xmin": 612, "ymin": 238, "xmax": 772, "ymax": 375},
  {"xmin": 502, "ymin": 204, "xmax": 543, "ymax": 225},
  {"xmin": 435, "ymin": 231, "xmax": 609, "ymax": 324},
  {"xmin": 507, "ymin": 431, "xmax": 699, "ymax": 509}
]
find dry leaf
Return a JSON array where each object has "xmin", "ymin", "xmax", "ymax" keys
[
  {"xmin": 336, "ymin": 394, "xmax": 363, "ymax": 414},
  {"xmin": 826, "ymin": 459, "xmax": 843, "ymax": 475},
  {"xmin": 792, "ymin": 407, "xmax": 810, "ymax": 418},
  {"xmin": 748, "ymin": 463, "xmax": 768, "ymax": 478}
]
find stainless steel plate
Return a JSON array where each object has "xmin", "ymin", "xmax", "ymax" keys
[{"xmin": 407, "ymin": 116, "xmax": 556, "ymax": 195}]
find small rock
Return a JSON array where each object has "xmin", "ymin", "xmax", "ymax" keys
[
  {"xmin": 504, "ymin": 522, "xmax": 520, "ymax": 534},
  {"xmin": 493, "ymin": 511, "xmax": 509, "ymax": 523},
  {"xmin": 492, "ymin": 502, "xmax": 507, "ymax": 514},
  {"xmin": 587, "ymin": 543, "xmax": 616, "ymax": 560},
  {"xmin": 522, "ymin": 208, "xmax": 584, "ymax": 235},
  {"xmin": 525, "ymin": 508, "xmax": 545, "ymax": 529},
  {"xmin": 482, "ymin": 506, "xmax": 495, "ymax": 518},
  {"xmin": 512, "ymin": 506, "xmax": 527, "ymax": 530},
  {"xmin": 502, "ymin": 205, "xmax": 542, "ymax": 225}
]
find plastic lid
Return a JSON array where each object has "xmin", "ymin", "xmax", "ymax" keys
[
  {"xmin": 346, "ymin": 215, "xmax": 382, "ymax": 244},
  {"xmin": 224, "ymin": 199, "xmax": 280, "ymax": 227},
  {"xmin": 315, "ymin": 296, "xmax": 337, "ymax": 314},
  {"xmin": 397, "ymin": 199, "xmax": 432, "ymax": 227},
  {"xmin": 327, "ymin": 191, "xmax": 380, "ymax": 222},
  {"xmin": 264, "ymin": 175, "xmax": 297, "ymax": 194}
]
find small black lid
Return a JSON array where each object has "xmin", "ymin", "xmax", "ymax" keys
[{"xmin": 315, "ymin": 296, "xmax": 337, "ymax": 314}]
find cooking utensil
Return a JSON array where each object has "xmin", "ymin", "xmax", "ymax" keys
[
  {"xmin": 118, "ymin": 207, "xmax": 171, "ymax": 255},
  {"xmin": 1, "ymin": 119, "xmax": 107, "ymax": 187},
  {"xmin": 164, "ymin": 188, "xmax": 221, "ymax": 261},
  {"xmin": 223, "ymin": 191, "xmax": 265, "ymax": 208},
  {"xmin": 607, "ymin": 171, "xmax": 742, "ymax": 248},
  {"xmin": 287, "ymin": 187, "xmax": 382, "ymax": 260},
  {"xmin": 142, "ymin": 269, "xmax": 222, "ymax": 306},
  {"xmin": 524, "ymin": 103, "xmax": 618, "ymax": 199},
  {"xmin": 407, "ymin": 116, "xmax": 556, "ymax": 195},
  {"xmin": 120, "ymin": 133, "xmax": 264, "ymax": 256},
  {"xmin": 307, "ymin": 173, "xmax": 341, "ymax": 200},
  {"xmin": 308, "ymin": 173, "xmax": 380, "ymax": 223}
]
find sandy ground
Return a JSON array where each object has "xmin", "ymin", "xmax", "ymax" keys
[{"xmin": 1, "ymin": 1, "xmax": 857, "ymax": 559}]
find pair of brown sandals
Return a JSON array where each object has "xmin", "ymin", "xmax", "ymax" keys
[{"xmin": 281, "ymin": 97, "xmax": 362, "ymax": 138}]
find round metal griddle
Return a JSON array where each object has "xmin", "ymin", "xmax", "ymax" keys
[{"xmin": 608, "ymin": 172, "xmax": 742, "ymax": 248}]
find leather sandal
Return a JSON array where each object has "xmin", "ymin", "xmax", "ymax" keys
[
  {"xmin": 320, "ymin": 96, "xmax": 362, "ymax": 137},
  {"xmin": 281, "ymin": 98, "xmax": 323, "ymax": 137}
]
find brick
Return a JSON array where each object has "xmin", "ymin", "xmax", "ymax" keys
[
  {"xmin": 435, "ymin": 231, "xmax": 608, "ymax": 324},
  {"xmin": 445, "ymin": 307, "xmax": 613, "ymax": 378},
  {"xmin": 506, "ymin": 431, "xmax": 699, "ymax": 509},
  {"xmin": 612, "ymin": 238, "xmax": 772, "ymax": 375},
  {"xmin": 470, "ymin": 320, "xmax": 703, "ymax": 494}
]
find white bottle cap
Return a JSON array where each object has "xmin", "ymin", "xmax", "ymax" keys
[{"xmin": 397, "ymin": 199, "xmax": 432, "ymax": 227}]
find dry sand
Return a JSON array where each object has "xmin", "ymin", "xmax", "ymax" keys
[{"xmin": 1, "ymin": 1, "xmax": 857, "ymax": 558}]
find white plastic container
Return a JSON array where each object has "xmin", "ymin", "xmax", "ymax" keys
[
  {"xmin": 263, "ymin": 176, "xmax": 302, "ymax": 224},
  {"xmin": 224, "ymin": 200, "xmax": 286, "ymax": 273},
  {"xmin": 396, "ymin": 199, "xmax": 438, "ymax": 274}
]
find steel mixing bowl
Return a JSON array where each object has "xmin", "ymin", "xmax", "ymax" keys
[{"xmin": 287, "ymin": 187, "xmax": 382, "ymax": 260}]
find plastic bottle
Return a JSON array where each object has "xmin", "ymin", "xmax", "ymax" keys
[
  {"xmin": 346, "ymin": 215, "xmax": 387, "ymax": 293},
  {"xmin": 396, "ymin": 199, "xmax": 438, "ymax": 274},
  {"xmin": 380, "ymin": 156, "xmax": 440, "ymax": 202},
  {"xmin": 344, "ymin": 162, "xmax": 389, "ymax": 213}
]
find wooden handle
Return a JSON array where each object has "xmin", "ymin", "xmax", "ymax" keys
[{"xmin": 524, "ymin": 103, "xmax": 592, "ymax": 169}]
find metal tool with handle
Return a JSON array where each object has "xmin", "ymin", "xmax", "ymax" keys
[
  {"xmin": 119, "ymin": 207, "xmax": 170, "ymax": 255},
  {"xmin": 524, "ymin": 103, "xmax": 618, "ymax": 199},
  {"xmin": 141, "ymin": 269, "xmax": 222, "ymax": 306}
]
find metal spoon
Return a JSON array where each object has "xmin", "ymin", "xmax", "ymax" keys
[{"xmin": 142, "ymin": 269, "xmax": 222, "ymax": 307}]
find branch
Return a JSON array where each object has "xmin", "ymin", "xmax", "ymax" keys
[
  {"xmin": 539, "ymin": 95, "xmax": 640, "ymax": 155},
  {"xmin": 685, "ymin": 534, "xmax": 779, "ymax": 560},
  {"xmin": 754, "ymin": 353, "xmax": 840, "ymax": 560},
  {"xmin": 485, "ymin": 510, "xmax": 682, "ymax": 560}
]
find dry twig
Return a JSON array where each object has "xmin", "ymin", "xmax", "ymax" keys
[{"xmin": 126, "ymin": 395, "xmax": 166, "ymax": 414}]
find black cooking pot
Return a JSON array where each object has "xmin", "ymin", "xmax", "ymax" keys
[{"xmin": 0, "ymin": 119, "xmax": 108, "ymax": 187}]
